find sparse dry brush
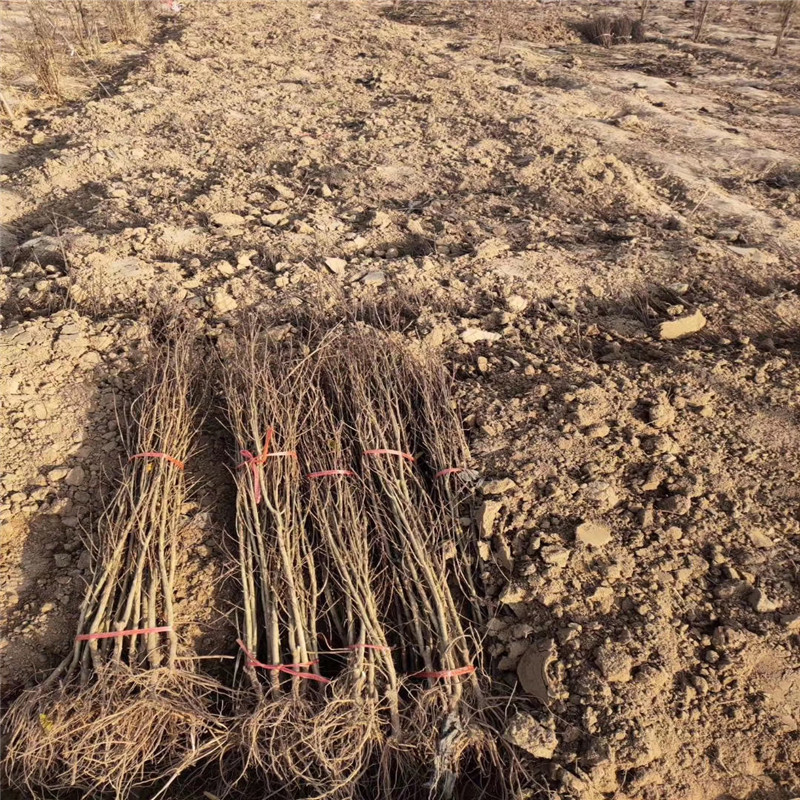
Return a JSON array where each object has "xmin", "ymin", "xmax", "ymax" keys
[
  {"xmin": 693, "ymin": 0, "xmax": 712, "ymax": 42},
  {"xmin": 9, "ymin": 0, "xmax": 158, "ymax": 100},
  {"xmin": 100, "ymin": 0, "xmax": 158, "ymax": 43},
  {"xmin": 2, "ymin": 329, "xmax": 231, "ymax": 798}
]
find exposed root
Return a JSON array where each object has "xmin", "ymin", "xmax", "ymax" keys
[{"xmin": 3, "ymin": 665, "xmax": 230, "ymax": 798}]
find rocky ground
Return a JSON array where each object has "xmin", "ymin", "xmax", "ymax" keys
[{"xmin": 1, "ymin": 2, "xmax": 799, "ymax": 798}]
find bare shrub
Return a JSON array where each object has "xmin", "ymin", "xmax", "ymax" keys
[
  {"xmin": 693, "ymin": 0, "xmax": 711, "ymax": 41},
  {"xmin": 18, "ymin": 1, "xmax": 64, "ymax": 98},
  {"xmin": 99, "ymin": 0, "xmax": 157, "ymax": 43},
  {"xmin": 64, "ymin": 0, "xmax": 101, "ymax": 56},
  {"xmin": 578, "ymin": 14, "xmax": 645, "ymax": 47},
  {"xmin": 773, "ymin": 0, "xmax": 797, "ymax": 55}
]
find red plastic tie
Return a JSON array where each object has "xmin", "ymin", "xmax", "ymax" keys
[
  {"xmin": 306, "ymin": 469, "xmax": 356, "ymax": 479},
  {"xmin": 410, "ymin": 665, "xmax": 476, "ymax": 680},
  {"xmin": 238, "ymin": 429, "xmax": 296, "ymax": 504},
  {"xmin": 346, "ymin": 643, "xmax": 393, "ymax": 652},
  {"xmin": 236, "ymin": 639, "xmax": 331, "ymax": 684},
  {"xmin": 364, "ymin": 449, "xmax": 416, "ymax": 463},
  {"xmin": 129, "ymin": 452, "xmax": 185, "ymax": 470},
  {"xmin": 434, "ymin": 467, "xmax": 464, "ymax": 479},
  {"xmin": 77, "ymin": 625, "xmax": 172, "ymax": 642}
]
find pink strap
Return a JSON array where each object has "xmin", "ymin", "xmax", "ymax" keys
[
  {"xmin": 77, "ymin": 625, "xmax": 172, "ymax": 642},
  {"xmin": 307, "ymin": 469, "xmax": 356, "ymax": 479},
  {"xmin": 129, "ymin": 452, "xmax": 185, "ymax": 469},
  {"xmin": 364, "ymin": 449, "xmax": 415, "ymax": 463},
  {"xmin": 237, "ymin": 639, "xmax": 331, "ymax": 684},
  {"xmin": 238, "ymin": 429, "xmax": 296, "ymax": 504},
  {"xmin": 410, "ymin": 665, "xmax": 476, "ymax": 680},
  {"xmin": 434, "ymin": 467, "xmax": 464, "ymax": 479}
]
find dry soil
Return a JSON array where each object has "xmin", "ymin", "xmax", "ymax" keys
[{"xmin": 1, "ymin": 2, "xmax": 799, "ymax": 799}]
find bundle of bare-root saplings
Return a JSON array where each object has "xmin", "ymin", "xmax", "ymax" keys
[
  {"xmin": 223, "ymin": 325, "xmax": 366, "ymax": 796},
  {"xmin": 222, "ymin": 321, "xmax": 523, "ymax": 798},
  {"xmin": 318, "ymin": 328, "xmax": 517, "ymax": 798},
  {"xmin": 3, "ymin": 332, "xmax": 231, "ymax": 799}
]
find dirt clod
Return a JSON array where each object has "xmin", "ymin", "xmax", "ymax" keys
[
  {"xmin": 658, "ymin": 309, "xmax": 707, "ymax": 340},
  {"xmin": 575, "ymin": 521, "xmax": 612, "ymax": 547},
  {"xmin": 503, "ymin": 711, "xmax": 557, "ymax": 759}
]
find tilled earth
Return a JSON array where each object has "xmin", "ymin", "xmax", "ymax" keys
[{"xmin": 1, "ymin": 2, "xmax": 799, "ymax": 798}]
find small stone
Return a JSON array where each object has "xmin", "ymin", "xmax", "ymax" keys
[
  {"xmin": 517, "ymin": 638, "xmax": 556, "ymax": 702},
  {"xmin": 475, "ymin": 237, "xmax": 509, "ymax": 260},
  {"xmin": 208, "ymin": 288, "xmax": 238, "ymax": 314},
  {"xmin": 16, "ymin": 235, "xmax": 63, "ymax": 266},
  {"xmin": 65, "ymin": 466, "xmax": 85, "ymax": 487},
  {"xmin": 727, "ymin": 245, "xmax": 778, "ymax": 264},
  {"xmin": 642, "ymin": 466, "xmax": 666, "ymax": 491},
  {"xmin": 324, "ymin": 257, "xmax": 347, "ymax": 275},
  {"xmin": 54, "ymin": 553, "xmax": 71, "ymax": 568},
  {"xmin": 749, "ymin": 588, "xmax": 780, "ymax": 613},
  {"xmin": 215, "ymin": 260, "xmax": 235, "ymax": 276},
  {"xmin": 659, "ymin": 310, "xmax": 706, "ymax": 340},
  {"xmin": 781, "ymin": 613, "xmax": 800, "ymax": 632},
  {"xmin": 582, "ymin": 481, "xmax": 619, "ymax": 510},
  {"xmin": 461, "ymin": 328, "xmax": 501, "ymax": 344},
  {"xmin": 493, "ymin": 537, "xmax": 514, "ymax": 572},
  {"xmin": 576, "ymin": 521, "xmax": 612, "ymax": 547},
  {"xmin": 748, "ymin": 529, "xmax": 774, "ymax": 549},
  {"xmin": 263, "ymin": 213, "xmax": 286, "ymax": 227},
  {"xmin": 540, "ymin": 546, "xmax": 570, "ymax": 568},
  {"xmin": 586, "ymin": 423, "xmax": 610, "ymax": 439},
  {"xmin": 503, "ymin": 712, "xmax": 557, "ymax": 759},
  {"xmin": 48, "ymin": 467, "xmax": 69, "ymax": 482},
  {"xmin": 500, "ymin": 582, "xmax": 528, "ymax": 605},
  {"xmin": 210, "ymin": 212, "xmax": 246, "ymax": 228},
  {"xmin": 362, "ymin": 270, "xmax": 385, "ymax": 286},
  {"xmin": 478, "ymin": 500, "xmax": 503, "ymax": 538},
  {"xmin": 507, "ymin": 294, "xmax": 528, "ymax": 313},
  {"xmin": 477, "ymin": 356, "xmax": 489, "ymax": 373},
  {"xmin": 0, "ymin": 224, "xmax": 19, "ymax": 256},
  {"xmin": 40, "ymin": 602, "xmax": 55, "ymax": 613}
]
